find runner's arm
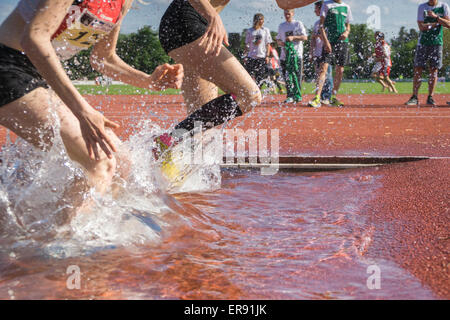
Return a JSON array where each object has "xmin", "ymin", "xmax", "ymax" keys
[
  {"xmin": 319, "ymin": 16, "xmax": 331, "ymax": 53},
  {"xmin": 275, "ymin": 0, "xmax": 316, "ymax": 10},
  {"xmin": 90, "ymin": 9, "xmax": 183, "ymax": 91},
  {"xmin": 20, "ymin": 0, "xmax": 120, "ymax": 160}
]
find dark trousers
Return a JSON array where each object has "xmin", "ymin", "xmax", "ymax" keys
[
  {"xmin": 245, "ymin": 57, "xmax": 268, "ymax": 88},
  {"xmin": 280, "ymin": 58, "xmax": 303, "ymax": 98}
]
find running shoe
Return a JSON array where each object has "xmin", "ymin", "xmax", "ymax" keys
[
  {"xmin": 426, "ymin": 95, "xmax": 436, "ymax": 106},
  {"xmin": 308, "ymin": 95, "xmax": 322, "ymax": 108},
  {"xmin": 330, "ymin": 95, "xmax": 344, "ymax": 107},
  {"xmin": 321, "ymin": 98, "xmax": 330, "ymax": 105},
  {"xmin": 294, "ymin": 97, "xmax": 303, "ymax": 104},
  {"xmin": 284, "ymin": 97, "xmax": 295, "ymax": 104},
  {"xmin": 405, "ymin": 95, "xmax": 419, "ymax": 106},
  {"xmin": 447, "ymin": 101, "xmax": 450, "ymax": 106},
  {"xmin": 153, "ymin": 133, "xmax": 180, "ymax": 180}
]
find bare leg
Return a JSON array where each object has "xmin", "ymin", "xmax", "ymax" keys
[
  {"xmin": 168, "ymin": 38, "xmax": 261, "ymax": 114},
  {"xmin": 384, "ymin": 76, "xmax": 398, "ymax": 93},
  {"xmin": 372, "ymin": 73, "xmax": 388, "ymax": 92},
  {"xmin": 413, "ymin": 67, "xmax": 423, "ymax": 97},
  {"xmin": 0, "ymin": 88, "xmax": 119, "ymax": 194},
  {"xmin": 314, "ymin": 62, "xmax": 329, "ymax": 97},
  {"xmin": 333, "ymin": 65, "xmax": 345, "ymax": 95},
  {"xmin": 181, "ymin": 65, "xmax": 219, "ymax": 115},
  {"xmin": 428, "ymin": 68, "xmax": 438, "ymax": 97}
]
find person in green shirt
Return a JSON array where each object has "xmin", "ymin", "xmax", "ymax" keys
[
  {"xmin": 308, "ymin": 0, "xmax": 352, "ymax": 108},
  {"xmin": 406, "ymin": 0, "xmax": 450, "ymax": 106}
]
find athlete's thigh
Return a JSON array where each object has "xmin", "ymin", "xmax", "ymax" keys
[
  {"xmin": 169, "ymin": 39, "xmax": 259, "ymax": 101},
  {"xmin": 0, "ymin": 88, "xmax": 115, "ymax": 169},
  {"xmin": 0, "ymin": 87, "xmax": 56, "ymax": 150},
  {"xmin": 182, "ymin": 66, "xmax": 219, "ymax": 115}
]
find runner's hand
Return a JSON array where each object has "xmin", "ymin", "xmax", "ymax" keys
[
  {"xmin": 324, "ymin": 42, "xmax": 332, "ymax": 53},
  {"xmin": 199, "ymin": 14, "xmax": 229, "ymax": 56},
  {"xmin": 151, "ymin": 63, "xmax": 184, "ymax": 91},
  {"xmin": 77, "ymin": 108, "xmax": 120, "ymax": 161}
]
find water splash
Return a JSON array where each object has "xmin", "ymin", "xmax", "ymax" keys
[{"xmin": 0, "ymin": 119, "xmax": 222, "ymax": 258}]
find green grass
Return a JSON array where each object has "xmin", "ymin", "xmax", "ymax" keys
[{"xmin": 75, "ymin": 81, "xmax": 450, "ymax": 96}]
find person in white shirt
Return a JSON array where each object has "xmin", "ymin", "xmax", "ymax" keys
[
  {"xmin": 277, "ymin": 9, "xmax": 308, "ymax": 103},
  {"xmin": 244, "ymin": 13, "xmax": 273, "ymax": 88}
]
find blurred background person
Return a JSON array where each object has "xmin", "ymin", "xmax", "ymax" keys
[
  {"xmin": 310, "ymin": 1, "xmax": 333, "ymax": 105},
  {"xmin": 371, "ymin": 31, "xmax": 397, "ymax": 93},
  {"xmin": 308, "ymin": 0, "xmax": 352, "ymax": 108},
  {"xmin": 244, "ymin": 13, "xmax": 273, "ymax": 88},
  {"xmin": 276, "ymin": 9, "xmax": 307, "ymax": 103},
  {"xmin": 405, "ymin": 0, "xmax": 449, "ymax": 106}
]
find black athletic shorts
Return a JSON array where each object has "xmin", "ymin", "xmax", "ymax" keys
[
  {"xmin": 0, "ymin": 43, "xmax": 49, "ymax": 107},
  {"xmin": 323, "ymin": 41, "xmax": 349, "ymax": 66},
  {"xmin": 159, "ymin": 0, "xmax": 208, "ymax": 54}
]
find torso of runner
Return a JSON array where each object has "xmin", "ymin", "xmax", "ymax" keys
[
  {"xmin": 19, "ymin": 0, "xmax": 125, "ymax": 60},
  {"xmin": 375, "ymin": 41, "xmax": 391, "ymax": 67}
]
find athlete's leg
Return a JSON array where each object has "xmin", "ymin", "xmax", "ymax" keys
[
  {"xmin": 181, "ymin": 65, "xmax": 219, "ymax": 115},
  {"xmin": 427, "ymin": 67, "xmax": 438, "ymax": 97},
  {"xmin": 333, "ymin": 65, "xmax": 345, "ymax": 95},
  {"xmin": 385, "ymin": 76, "xmax": 398, "ymax": 94},
  {"xmin": 315, "ymin": 62, "xmax": 329, "ymax": 97},
  {"xmin": 372, "ymin": 72, "xmax": 388, "ymax": 91},
  {"xmin": 412, "ymin": 66, "xmax": 424, "ymax": 97},
  {"xmin": 0, "ymin": 88, "xmax": 118, "ymax": 194},
  {"xmin": 165, "ymin": 39, "xmax": 261, "ymax": 137}
]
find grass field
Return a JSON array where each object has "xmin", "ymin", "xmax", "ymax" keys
[{"xmin": 75, "ymin": 81, "xmax": 450, "ymax": 96}]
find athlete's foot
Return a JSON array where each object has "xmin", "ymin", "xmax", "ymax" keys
[
  {"xmin": 426, "ymin": 95, "xmax": 436, "ymax": 106},
  {"xmin": 330, "ymin": 95, "xmax": 344, "ymax": 107},
  {"xmin": 308, "ymin": 95, "xmax": 322, "ymax": 108},
  {"xmin": 153, "ymin": 133, "xmax": 175, "ymax": 160},
  {"xmin": 284, "ymin": 97, "xmax": 295, "ymax": 104},
  {"xmin": 153, "ymin": 133, "xmax": 180, "ymax": 180},
  {"xmin": 405, "ymin": 95, "xmax": 419, "ymax": 106},
  {"xmin": 294, "ymin": 97, "xmax": 303, "ymax": 104},
  {"xmin": 321, "ymin": 98, "xmax": 330, "ymax": 105}
]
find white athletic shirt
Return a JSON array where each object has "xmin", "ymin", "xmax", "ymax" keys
[
  {"xmin": 17, "ymin": 0, "xmax": 124, "ymax": 61},
  {"xmin": 312, "ymin": 20, "xmax": 324, "ymax": 57},
  {"xmin": 276, "ymin": 20, "xmax": 307, "ymax": 60},
  {"xmin": 245, "ymin": 27, "xmax": 273, "ymax": 59}
]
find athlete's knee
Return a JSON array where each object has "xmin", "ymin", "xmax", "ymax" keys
[
  {"xmin": 86, "ymin": 155, "xmax": 117, "ymax": 190},
  {"xmin": 234, "ymin": 86, "xmax": 262, "ymax": 113}
]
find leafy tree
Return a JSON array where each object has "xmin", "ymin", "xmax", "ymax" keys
[
  {"xmin": 116, "ymin": 26, "xmax": 170, "ymax": 75},
  {"xmin": 346, "ymin": 24, "xmax": 376, "ymax": 79},
  {"xmin": 65, "ymin": 25, "xmax": 170, "ymax": 80},
  {"xmin": 390, "ymin": 27, "xmax": 419, "ymax": 79}
]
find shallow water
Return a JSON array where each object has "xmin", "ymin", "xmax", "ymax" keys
[{"xmin": 0, "ymin": 132, "xmax": 435, "ymax": 299}]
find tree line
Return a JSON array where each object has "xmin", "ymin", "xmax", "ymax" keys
[{"xmin": 65, "ymin": 24, "xmax": 450, "ymax": 82}]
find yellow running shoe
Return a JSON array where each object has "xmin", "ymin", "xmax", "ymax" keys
[
  {"xmin": 308, "ymin": 95, "xmax": 322, "ymax": 108},
  {"xmin": 330, "ymin": 95, "xmax": 344, "ymax": 107},
  {"xmin": 154, "ymin": 133, "xmax": 180, "ymax": 181}
]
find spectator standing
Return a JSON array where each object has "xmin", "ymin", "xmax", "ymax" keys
[
  {"xmin": 405, "ymin": 0, "xmax": 450, "ymax": 106},
  {"xmin": 310, "ymin": 1, "xmax": 333, "ymax": 105},
  {"xmin": 244, "ymin": 13, "xmax": 273, "ymax": 88},
  {"xmin": 277, "ymin": 9, "xmax": 308, "ymax": 103},
  {"xmin": 308, "ymin": 0, "xmax": 352, "ymax": 108}
]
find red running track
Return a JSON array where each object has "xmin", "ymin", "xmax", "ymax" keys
[
  {"xmin": 0, "ymin": 93, "xmax": 449, "ymax": 298},
  {"xmin": 93, "ymin": 94, "xmax": 450, "ymax": 158}
]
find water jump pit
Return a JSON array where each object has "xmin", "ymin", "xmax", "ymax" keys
[{"xmin": 0, "ymin": 94, "xmax": 448, "ymax": 299}]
